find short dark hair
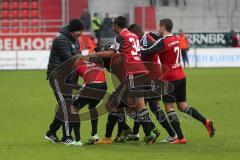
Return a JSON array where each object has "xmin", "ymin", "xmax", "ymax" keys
[
  {"xmin": 114, "ymin": 16, "xmax": 127, "ymax": 28},
  {"xmin": 160, "ymin": 19, "xmax": 173, "ymax": 32},
  {"xmin": 128, "ymin": 24, "xmax": 143, "ymax": 35}
]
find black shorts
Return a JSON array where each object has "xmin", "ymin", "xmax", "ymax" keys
[
  {"xmin": 145, "ymin": 96, "xmax": 161, "ymax": 102},
  {"xmin": 162, "ymin": 78, "xmax": 187, "ymax": 103},
  {"xmin": 144, "ymin": 80, "xmax": 162, "ymax": 101},
  {"xmin": 108, "ymin": 74, "xmax": 163, "ymax": 109},
  {"xmin": 73, "ymin": 82, "xmax": 107, "ymax": 109}
]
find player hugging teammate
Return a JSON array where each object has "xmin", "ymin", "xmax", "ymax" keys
[{"xmin": 45, "ymin": 16, "xmax": 215, "ymax": 146}]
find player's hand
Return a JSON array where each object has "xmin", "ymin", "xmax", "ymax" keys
[
  {"xmin": 81, "ymin": 49, "xmax": 97, "ymax": 56},
  {"xmin": 82, "ymin": 55, "xmax": 90, "ymax": 61}
]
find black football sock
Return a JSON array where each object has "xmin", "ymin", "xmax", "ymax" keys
[
  {"xmin": 150, "ymin": 105, "xmax": 176, "ymax": 137},
  {"xmin": 117, "ymin": 122, "xmax": 123, "ymax": 137},
  {"xmin": 184, "ymin": 106, "xmax": 207, "ymax": 125},
  {"xmin": 150, "ymin": 121, "xmax": 156, "ymax": 130},
  {"xmin": 91, "ymin": 119, "xmax": 98, "ymax": 136},
  {"xmin": 122, "ymin": 121, "xmax": 130, "ymax": 130},
  {"xmin": 89, "ymin": 108, "xmax": 98, "ymax": 136},
  {"xmin": 117, "ymin": 113, "xmax": 130, "ymax": 137},
  {"xmin": 72, "ymin": 122, "xmax": 81, "ymax": 141},
  {"xmin": 133, "ymin": 114, "xmax": 155, "ymax": 135},
  {"xmin": 105, "ymin": 112, "xmax": 118, "ymax": 138},
  {"xmin": 167, "ymin": 111, "xmax": 184, "ymax": 140},
  {"xmin": 121, "ymin": 113, "xmax": 130, "ymax": 130},
  {"xmin": 116, "ymin": 112, "xmax": 125, "ymax": 137},
  {"xmin": 48, "ymin": 116, "xmax": 62, "ymax": 135},
  {"xmin": 138, "ymin": 109, "xmax": 152, "ymax": 137},
  {"xmin": 133, "ymin": 120, "xmax": 141, "ymax": 135}
]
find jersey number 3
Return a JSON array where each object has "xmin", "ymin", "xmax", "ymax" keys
[{"xmin": 129, "ymin": 38, "xmax": 140, "ymax": 56}]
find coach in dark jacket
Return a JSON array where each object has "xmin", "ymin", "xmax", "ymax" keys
[
  {"xmin": 47, "ymin": 20, "xmax": 83, "ymax": 78},
  {"xmin": 45, "ymin": 19, "xmax": 84, "ymax": 144}
]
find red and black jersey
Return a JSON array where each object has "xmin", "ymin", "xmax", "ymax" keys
[
  {"xmin": 110, "ymin": 29, "xmax": 148, "ymax": 80},
  {"xmin": 75, "ymin": 59, "xmax": 106, "ymax": 84},
  {"xmin": 140, "ymin": 33, "xmax": 163, "ymax": 80},
  {"xmin": 141, "ymin": 34, "xmax": 186, "ymax": 81}
]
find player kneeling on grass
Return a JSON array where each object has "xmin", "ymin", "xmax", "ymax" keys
[{"xmin": 70, "ymin": 57, "xmax": 107, "ymax": 146}]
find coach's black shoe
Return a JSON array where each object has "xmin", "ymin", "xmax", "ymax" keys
[
  {"xmin": 61, "ymin": 136, "xmax": 75, "ymax": 146},
  {"xmin": 44, "ymin": 132, "xmax": 60, "ymax": 143}
]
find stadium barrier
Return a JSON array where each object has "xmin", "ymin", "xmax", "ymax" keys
[
  {"xmin": 0, "ymin": 50, "xmax": 49, "ymax": 70},
  {"xmin": 185, "ymin": 32, "xmax": 240, "ymax": 48},
  {"xmin": 188, "ymin": 48, "xmax": 240, "ymax": 68},
  {"xmin": 1, "ymin": 48, "xmax": 240, "ymax": 70}
]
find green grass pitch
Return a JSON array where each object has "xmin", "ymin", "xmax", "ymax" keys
[{"xmin": 0, "ymin": 68, "xmax": 240, "ymax": 160}]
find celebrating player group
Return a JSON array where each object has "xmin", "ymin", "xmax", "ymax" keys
[{"xmin": 44, "ymin": 16, "xmax": 215, "ymax": 146}]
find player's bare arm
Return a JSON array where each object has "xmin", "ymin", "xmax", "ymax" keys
[{"xmin": 93, "ymin": 50, "xmax": 115, "ymax": 58}]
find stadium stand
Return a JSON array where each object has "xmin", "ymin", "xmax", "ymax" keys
[
  {"xmin": 156, "ymin": 0, "xmax": 240, "ymax": 32},
  {"xmin": 0, "ymin": 0, "xmax": 65, "ymax": 33},
  {"xmin": 88, "ymin": 0, "xmax": 240, "ymax": 32},
  {"xmin": 0, "ymin": 0, "xmax": 239, "ymax": 34},
  {"xmin": 0, "ymin": 0, "xmax": 41, "ymax": 33}
]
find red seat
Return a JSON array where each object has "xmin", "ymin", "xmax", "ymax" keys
[
  {"xmin": 0, "ymin": 2, "xmax": 9, "ymax": 10},
  {"xmin": 21, "ymin": 28, "xmax": 29, "ymax": 33},
  {"xmin": 22, "ymin": 19, "xmax": 29, "ymax": 26},
  {"xmin": 30, "ymin": 10, "xmax": 39, "ymax": 18},
  {"xmin": 11, "ymin": 28, "xmax": 20, "ymax": 33},
  {"xmin": 21, "ymin": 1, "xmax": 29, "ymax": 9},
  {"xmin": 21, "ymin": 10, "xmax": 29, "ymax": 18},
  {"xmin": 21, "ymin": 19, "xmax": 30, "ymax": 33},
  {"xmin": 1, "ymin": 10, "xmax": 10, "ymax": 19},
  {"xmin": 1, "ymin": 21, "xmax": 10, "ymax": 27},
  {"xmin": 0, "ymin": 20, "xmax": 9, "ymax": 33},
  {"xmin": 11, "ymin": 19, "xmax": 20, "ymax": 27},
  {"xmin": 12, "ymin": 10, "xmax": 20, "ymax": 19},
  {"xmin": 11, "ymin": 2, "xmax": 20, "ymax": 10},
  {"xmin": 0, "ymin": 28, "xmax": 10, "ymax": 33},
  {"xmin": 30, "ymin": 1, "xmax": 39, "ymax": 9},
  {"xmin": 29, "ymin": 18, "xmax": 39, "ymax": 32},
  {"xmin": 29, "ymin": 27, "xmax": 39, "ymax": 33},
  {"xmin": 30, "ymin": 19, "xmax": 39, "ymax": 26}
]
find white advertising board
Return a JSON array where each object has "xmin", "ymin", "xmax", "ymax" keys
[
  {"xmin": 1, "ymin": 48, "xmax": 240, "ymax": 70},
  {"xmin": 188, "ymin": 48, "xmax": 240, "ymax": 67},
  {"xmin": 0, "ymin": 50, "xmax": 50, "ymax": 70}
]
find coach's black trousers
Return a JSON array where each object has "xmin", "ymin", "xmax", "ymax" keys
[
  {"xmin": 47, "ymin": 56, "xmax": 81, "ymax": 138},
  {"xmin": 48, "ymin": 79, "xmax": 74, "ymax": 137}
]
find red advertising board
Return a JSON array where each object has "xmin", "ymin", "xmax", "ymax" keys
[{"xmin": 0, "ymin": 33, "xmax": 92, "ymax": 50}]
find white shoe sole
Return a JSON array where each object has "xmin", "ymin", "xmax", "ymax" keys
[
  {"xmin": 73, "ymin": 143, "xmax": 83, "ymax": 146},
  {"xmin": 44, "ymin": 135, "xmax": 57, "ymax": 144}
]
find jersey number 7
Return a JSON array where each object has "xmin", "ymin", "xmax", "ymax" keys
[{"xmin": 173, "ymin": 46, "xmax": 181, "ymax": 68}]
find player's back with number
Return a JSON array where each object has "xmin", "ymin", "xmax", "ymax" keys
[
  {"xmin": 116, "ymin": 29, "xmax": 148, "ymax": 78},
  {"xmin": 160, "ymin": 35, "xmax": 185, "ymax": 81},
  {"xmin": 120, "ymin": 29, "xmax": 141, "ymax": 62}
]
